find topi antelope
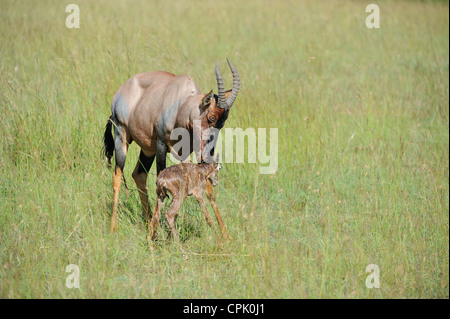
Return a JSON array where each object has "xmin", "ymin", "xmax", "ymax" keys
[
  {"xmin": 148, "ymin": 154, "xmax": 224, "ymax": 253},
  {"xmin": 103, "ymin": 59, "xmax": 239, "ymax": 235}
]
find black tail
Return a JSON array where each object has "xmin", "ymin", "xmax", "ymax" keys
[{"xmin": 103, "ymin": 116, "xmax": 114, "ymax": 166}]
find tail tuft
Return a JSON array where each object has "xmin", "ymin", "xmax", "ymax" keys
[{"xmin": 103, "ymin": 116, "xmax": 114, "ymax": 166}]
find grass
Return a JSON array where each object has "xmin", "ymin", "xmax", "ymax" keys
[{"xmin": 0, "ymin": 0, "xmax": 448, "ymax": 298}]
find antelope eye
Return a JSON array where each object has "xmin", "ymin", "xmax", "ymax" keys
[{"xmin": 208, "ymin": 116, "xmax": 217, "ymax": 123}]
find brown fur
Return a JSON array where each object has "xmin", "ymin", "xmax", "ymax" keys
[{"xmin": 148, "ymin": 158, "xmax": 230, "ymax": 254}]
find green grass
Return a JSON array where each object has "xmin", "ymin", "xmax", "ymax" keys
[{"xmin": 0, "ymin": 0, "xmax": 448, "ymax": 298}]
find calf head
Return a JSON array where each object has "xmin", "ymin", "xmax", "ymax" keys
[{"xmin": 206, "ymin": 154, "xmax": 221, "ymax": 186}]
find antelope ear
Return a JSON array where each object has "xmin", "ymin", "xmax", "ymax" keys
[
  {"xmin": 200, "ymin": 90, "xmax": 214, "ymax": 110},
  {"xmin": 225, "ymin": 89, "xmax": 232, "ymax": 100}
]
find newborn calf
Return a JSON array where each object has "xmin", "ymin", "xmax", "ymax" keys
[{"xmin": 148, "ymin": 154, "xmax": 229, "ymax": 253}]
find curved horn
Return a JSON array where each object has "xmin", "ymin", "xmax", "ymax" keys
[
  {"xmin": 225, "ymin": 58, "xmax": 240, "ymax": 109},
  {"xmin": 215, "ymin": 61, "xmax": 226, "ymax": 109}
]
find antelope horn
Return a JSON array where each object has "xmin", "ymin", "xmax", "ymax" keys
[
  {"xmin": 215, "ymin": 61, "xmax": 226, "ymax": 109},
  {"xmin": 225, "ymin": 58, "xmax": 240, "ymax": 109}
]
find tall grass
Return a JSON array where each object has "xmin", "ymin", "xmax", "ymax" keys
[{"xmin": 0, "ymin": 0, "xmax": 448, "ymax": 298}]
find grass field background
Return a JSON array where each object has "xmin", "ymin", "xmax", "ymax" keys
[{"xmin": 0, "ymin": 0, "xmax": 448, "ymax": 298}]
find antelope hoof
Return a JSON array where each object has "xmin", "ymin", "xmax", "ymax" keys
[
  {"xmin": 181, "ymin": 250, "xmax": 189, "ymax": 260},
  {"xmin": 223, "ymin": 232, "xmax": 231, "ymax": 242},
  {"xmin": 110, "ymin": 223, "xmax": 118, "ymax": 233}
]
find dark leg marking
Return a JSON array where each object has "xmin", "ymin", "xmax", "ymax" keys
[
  {"xmin": 132, "ymin": 151, "xmax": 156, "ymax": 223},
  {"xmin": 156, "ymin": 139, "xmax": 167, "ymax": 175},
  {"xmin": 137, "ymin": 151, "xmax": 155, "ymax": 174}
]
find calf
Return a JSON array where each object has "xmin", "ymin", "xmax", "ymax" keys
[{"xmin": 148, "ymin": 154, "xmax": 230, "ymax": 253}]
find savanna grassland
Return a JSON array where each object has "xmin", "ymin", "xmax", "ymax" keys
[{"xmin": 0, "ymin": 0, "xmax": 448, "ymax": 298}]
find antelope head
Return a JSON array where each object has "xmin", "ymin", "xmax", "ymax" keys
[{"xmin": 198, "ymin": 58, "xmax": 240, "ymax": 162}]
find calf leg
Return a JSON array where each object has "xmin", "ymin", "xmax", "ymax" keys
[
  {"xmin": 205, "ymin": 180, "xmax": 231, "ymax": 241},
  {"xmin": 193, "ymin": 191, "xmax": 222, "ymax": 244},
  {"xmin": 148, "ymin": 196, "xmax": 164, "ymax": 246},
  {"xmin": 164, "ymin": 196, "xmax": 184, "ymax": 253},
  {"xmin": 132, "ymin": 151, "xmax": 155, "ymax": 224}
]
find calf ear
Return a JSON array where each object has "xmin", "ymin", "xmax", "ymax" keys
[
  {"xmin": 200, "ymin": 90, "xmax": 214, "ymax": 110},
  {"xmin": 214, "ymin": 153, "xmax": 221, "ymax": 170}
]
